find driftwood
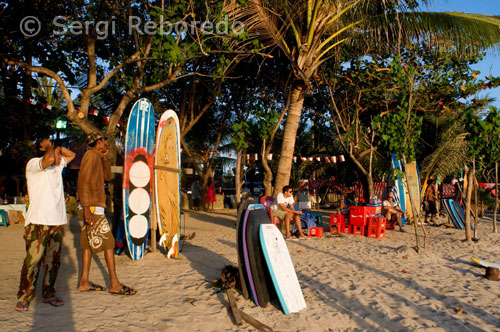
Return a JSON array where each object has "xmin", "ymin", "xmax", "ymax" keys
[{"xmin": 225, "ymin": 289, "xmax": 274, "ymax": 332}]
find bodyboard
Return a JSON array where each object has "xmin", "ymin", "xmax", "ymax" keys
[
  {"xmin": 154, "ymin": 110, "xmax": 181, "ymax": 259},
  {"xmin": 236, "ymin": 198, "xmax": 258, "ymax": 299},
  {"xmin": 245, "ymin": 206, "xmax": 272, "ymax": 307},
  {"xmin": 240, "ymin": 203, "xmax": 264, "ymax": 303},
  {"xmin": 472, "ymin": 258, "xmax": 500, "ymax": 270},
  {"xmin": 123, "ymin": 98, "xmax": 155, "ymax": 260},
  {"xmin": 260, "ymin": 224, "xmax": 306, "ymax": 314}
]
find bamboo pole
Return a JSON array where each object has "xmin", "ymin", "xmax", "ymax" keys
[{"xmin": 494, "ymin": 162, "xmax": 498, "ymax": 233}]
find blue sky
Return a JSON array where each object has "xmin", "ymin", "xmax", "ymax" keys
[{"xmin": 424, "ymin": 0, "xmax": 500, "ymax": 109}]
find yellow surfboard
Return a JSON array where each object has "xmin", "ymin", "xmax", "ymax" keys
[
  {"xmin": 405, "ymin": 161, "xmax": 421, "ymax": 223},
  {"xmin": 154, "ymin": 110, "xmax": 181, "ymax": 259}
]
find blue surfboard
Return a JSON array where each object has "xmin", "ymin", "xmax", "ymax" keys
[
  {"xmin": 123, "ymin": 98, "xmax": 156, "ymax": 260},
  {"xmin": 391, "ymin": 154, "xmax": 407, "ymax": 225}
]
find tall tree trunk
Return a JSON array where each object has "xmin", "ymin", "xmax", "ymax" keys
[
  {"xmin": 235, "ymin": 150, "xmax": 243, "ymax": 206},
  {"xmin": 494, "ymin": 162, "xmax": 498, "ymax": 233},
  {"xmin": 464, "ymin": 167, "xmax": 474, "ymax": 242},
  {"xmin": 273, "ymin": 83, "xmax": 306, "ymax": 196}
]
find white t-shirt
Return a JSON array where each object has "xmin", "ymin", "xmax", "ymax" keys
[
  {"xmin": 25, "ymin": 157, "xmax": 67, "ymax": 226},
  {"xmin": 383, "ymin": 199, "xmax": 397, "ymax": 208},
  {"xmin": 272, "ymin": 192, "xmax": 295, "ymax": 211}
]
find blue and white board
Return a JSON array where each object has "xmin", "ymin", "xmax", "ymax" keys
[
  {"xmin": 442, "ymin": 199, "xmax": 461, "ymax": 229},
  {"xmin": 259, "ymin": 224, "xmax": 306, "ymax": 314},
  {"xmin": 123, "ymin": 98, "xmax": 156, "ymax": 260},
  {"xmin": 391, "ymin": 154, "xmax": 407, "ymax": 225}
]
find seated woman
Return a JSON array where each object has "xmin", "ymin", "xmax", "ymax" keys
[{"xmin": 383, "ymin": 192, "xmax": 406, "ymax": 232}]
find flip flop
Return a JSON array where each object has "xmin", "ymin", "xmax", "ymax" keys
[
  {"xmin": 15, "ymin": 301, "xmax": 29, "ymax": 311},
  {"xmin": 110, "ymin": 285, "xmax": 137, "ymax": 296},
  {"xmin": 43, "ymin": 297, "xmax": 64, "ymax": 307},
  {"xmin": 183, "ymin": 232, "xmax": 196, "ymax": 241},
  {"xmin": 79, "ymin": 282, "xmax": 107, "ymax": 292}
]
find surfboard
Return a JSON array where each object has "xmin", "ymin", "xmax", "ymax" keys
[
  {"xmin": 472, "ymin": 258, "xmax": 500, "ymax": 270},
  {"xmin": 123, "ymin": 98, "xmax": 155, "ymax": 261},
  {"xmin": 406, "ymin": 161, "xmax": 421, "ymax": 221},
  {"xmin": 391, "ymin": 154, "xmax": 407, "ymax": 225},
  {"xmin": 260, "ymin": 223, "xmax": 306, "ymax": 314},
  {"xmin": 245, "ymin": 206, "xmax": 273, "ymax": 308},
  {"xmin": 452, "ymin": 200, "xmax": 474, "ymax": 230},
  {"xmin": 154, "ymin": 110, "xmax": 181, "ymax": 259},
  {"xmin": 441, "ymin": 199, "xmax": 463, "ymax": 229},
  {"xmin": 236, "ymin": 198, "xmax": 258, "ymax": 300},
  {"xmin": 451, "ymin": 200, "xmax": 465, "ymax": 228}
]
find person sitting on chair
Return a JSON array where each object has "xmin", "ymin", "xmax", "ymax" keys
[
  {"xmin": 383, "ymin": 192, "xmax": 406, "ymax": 232},
  {"xmin": 272, "ymin": 186, "xmax": 305, "ymax": 239}
]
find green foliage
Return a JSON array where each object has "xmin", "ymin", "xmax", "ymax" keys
[
  {"xmin": 464, "ymin": 109, "xmax": 488, "ymax": 166},
  {"xmin": 231, "ymin": 121, "xmax": 250, "ymax": 151},
  {"xmin": 483, "ymin": 107, "xmax": 500, "ymax": 165}
]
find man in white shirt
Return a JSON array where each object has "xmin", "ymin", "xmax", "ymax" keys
[
  {"xmin": 272, "ymin": 186, "xmax": 305, "ymax": 239},
  {"xmin": 15, "ymin": 137, "xmax": 75, "ymax": 311},
  {"xmin": 383, "ymin": 192, "xmax": 406, "ymax": 232}
]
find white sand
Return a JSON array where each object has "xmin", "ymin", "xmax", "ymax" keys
[{"xmin": 1, "ymin": 210, "xmax": 499, "ymax": 331}]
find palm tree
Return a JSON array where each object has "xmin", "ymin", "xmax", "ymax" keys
[{"xmin": 224, "ymin": 0, "xmax": 500, "ymax": 195}]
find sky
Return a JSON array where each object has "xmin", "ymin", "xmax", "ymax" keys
[{"xmin": 424, "ymin": 0, "xmax": 500, "ymax": 109}]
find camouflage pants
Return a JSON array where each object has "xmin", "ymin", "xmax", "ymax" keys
[{"xmin": 17, "ymin": 224, "xmax": 63, "ymax": 302}]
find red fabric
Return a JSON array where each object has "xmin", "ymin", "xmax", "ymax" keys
[{"xmin": 206, "ymin": 185, "xmax": 216, "ymax": 203}]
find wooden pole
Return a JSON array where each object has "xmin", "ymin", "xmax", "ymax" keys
[{"xmin": 494, "ymin": 162, "xmax": 498, "ymax": 233}]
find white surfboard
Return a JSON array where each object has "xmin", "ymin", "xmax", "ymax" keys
[
  {"xmin": 472, "ymin": 258, "xmax": 500, "ymax": 270},
  {"xmin": 259, "ymin": 224, "xmax": 306, "ymax": 314}
]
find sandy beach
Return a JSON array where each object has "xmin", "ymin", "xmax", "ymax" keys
[{"xmin": 1, "ymin": 209, "xmax": 499, "ymax": 332}]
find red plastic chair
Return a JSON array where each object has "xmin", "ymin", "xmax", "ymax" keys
[{"xmin": 260, "ymin": 196, "xmax": 281, "ymax": 227}]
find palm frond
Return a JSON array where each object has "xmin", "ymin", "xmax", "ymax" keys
[
  {"xmin": 420, "ymin": 132, "xmax": 468, "ymax": 188},
  {"xmin": 366, "ymin": 12, "xmax": 500, "ymax": 56}
]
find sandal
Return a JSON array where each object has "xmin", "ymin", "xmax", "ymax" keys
[
  {"xmin": 15, "ymin": 301, "xmax": 30, "ymax": 311},
  {"xmin": 43, "ymin": 297, "xmax": 64, "ymax": 307},
  {"xmin": 110, "ymin": 285, "xmax": 137, "ymax": 296},
  {"xmin": 79, "ymin": 282, "xmax": 107, "ymax": 292}
]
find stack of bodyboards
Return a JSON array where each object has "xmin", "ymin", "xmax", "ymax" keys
[{"xmin": 236, "ymin": 202, "xmax": 306, "ymax": 315}]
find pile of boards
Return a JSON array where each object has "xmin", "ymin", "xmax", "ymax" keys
[
  {"xmin": 236, "ymin": 201, "xmax": 306, "ymax": 314},
  {"xmin": 441, "ymin": 199, "xmax": 473, "ymax": 230}
]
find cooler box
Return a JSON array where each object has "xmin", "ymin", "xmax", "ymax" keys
[
  {"xmin": 330, "ymin": 213, "xmax": 344, "ymax": 233},
  {"xmin": 349, "ymin": 206, "xmax": 369, "ymax": 226},
  {"xmin": 308, "ymin": 227, "xmax": 324, "ymax": 237}
]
